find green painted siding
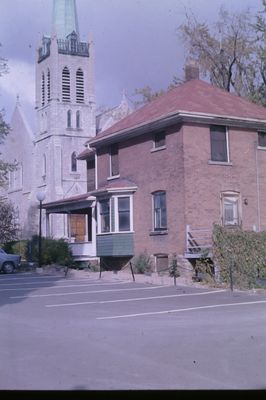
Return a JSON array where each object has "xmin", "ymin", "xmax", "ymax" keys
[{"xmin": 97, "ymin": 233, "xmax": 134, "ymax": 256}]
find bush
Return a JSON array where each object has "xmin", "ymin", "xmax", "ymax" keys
[
  {"xmin": 169, "ymin": 253, "xmax": 180, "ymax": 278},
  {"xmin": 26, "ymin": 235, "xmax": 73, "ymax": 266},
  {"xmin": 132, "ymin": 251, "xmax": 152, "ymax": 274},
  {"xmin": 3, "ymin": 240, "xmax": 28, "ymax": 260},
  {"xmin": 213, "ymin": 225, "xmax": 266, "ymax": 289}
]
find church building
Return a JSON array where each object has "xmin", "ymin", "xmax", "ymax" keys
[{"xmin": 1, "ymin": 0, "xmax": 131, "ymax": 262}]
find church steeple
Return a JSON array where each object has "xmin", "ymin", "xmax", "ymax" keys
[{"xmin": 52, "ymin": 0, "xmax": 80, "ymax": 40}]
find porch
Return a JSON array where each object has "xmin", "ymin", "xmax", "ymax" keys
[{"xmin": 42, "ymin": 193, "xmax": 97, "ymax": 261}]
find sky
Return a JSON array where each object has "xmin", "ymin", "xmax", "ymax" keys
[{"xmin": 0, "ymin": 0, "xmax": 263, "ymax": 130}]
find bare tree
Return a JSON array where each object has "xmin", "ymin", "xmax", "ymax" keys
[{"xmin": 179, "ymin": 6, "xmax": 257, "ymax": 97}]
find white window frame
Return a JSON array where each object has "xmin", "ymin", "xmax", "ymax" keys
[
  {"xmin": 210, "ymin": 126, "xmax": 230, "ymax": 164},
  {"xmin": 97, "ymin": 198, "xmax": 111, "ymax": 234},
  {"xmin": 114, "ymin": 195, "xmax": 133, "ymax": 233},
  {"xmin": 97, "ymin": 195, "xmax": 133, "ymax": 234},
  {"xmin": 152, "ymin": 191, "xmax": 167, "ymax": 231},
  {"xmin": 221, "ymin": 191, "xmax": 241, "ymax": 226},
  {"xmin": 108, "ymin": 144, "xmax": 120, "ymax": 179}
]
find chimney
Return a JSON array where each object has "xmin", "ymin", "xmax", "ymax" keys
[{"xmin": 185, "ymin": 60, "xmax": 199, "ymax": 81}]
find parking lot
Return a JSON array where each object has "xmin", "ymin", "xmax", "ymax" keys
[{"xmin": 0, "ymin": 271, "xmax": 266, "ymax": 390}]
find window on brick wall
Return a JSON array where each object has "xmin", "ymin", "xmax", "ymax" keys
[
  {"xmin": 109, "ymin": 143, "xmax": 119, "ymax": 177},
  {"xmin": 153, "ymin": 131, "xmax": 166, "ymax": 149},
  {"xmin": 87, "ymin": 159, "xmax": 95, "ymax": 191},
  {"xmin": 153, "ymin": 191, "xmax": 167, "ymax": 230},
  {"xmin": 210, "ymin": 125, "xmax": 229, "ymax": 162},
  {"xmin": 221, "ymin": 192, "xmax": 241, "ymax": 226},
  {"xmin": 258, "ymin": 131, "xmax": 266, "ymax": 147}
]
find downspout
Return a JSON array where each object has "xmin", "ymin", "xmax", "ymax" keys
[
  {"xmin": 95, "ymin": 151, "xmax": 98, "ymax": 190},
  {"xmin": 255, "ymin": 142, "xmax": 261, "ymax": 232}
]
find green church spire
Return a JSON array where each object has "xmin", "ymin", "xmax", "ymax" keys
[{"xmin": 52, "ymin": 0, "xmax": 80, "ymax": 39}]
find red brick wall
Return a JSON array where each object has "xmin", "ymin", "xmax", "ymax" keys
[
  {"xmin": 183, "ymin": 123, "xmax": 266, "ymax": 233},
  {"xmin": 96, "ymin": 122, "xmax": 266, "ymax": 258}
]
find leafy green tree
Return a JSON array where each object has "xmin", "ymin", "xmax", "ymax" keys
[
  {"xmin": 0, "ymin": 198, "xmax": 19, "ymax": 245},
  {"xmin": 0, "ymin": 49, "xmax": 15, "ymax": 187}
]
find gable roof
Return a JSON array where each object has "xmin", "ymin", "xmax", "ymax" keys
[{"xmin": 89, "ymin": 79, "xmax": 266, "ymax": 148}]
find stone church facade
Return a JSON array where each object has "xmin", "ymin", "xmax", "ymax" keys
[{"xmin": 1, "ymin": 0, "xmax": 131, "ymax": 252}]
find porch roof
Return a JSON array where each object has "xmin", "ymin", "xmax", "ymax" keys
[{"xmin": 42, "ymin": 193, "xmax": 95, "ymax": 214}]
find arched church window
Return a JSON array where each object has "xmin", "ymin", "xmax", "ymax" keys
[
  {"xmin": 71, "ymin": 152, "xmax": 77, "ymax": 172},
  {"xmin": 67, "ymin": 110, "xmax": 72, "ymax": 128},
  {"xmin": 62, "ymin": 67, "xmax": 70, "ymax": 102},
  {"xmin": 76, "ymin": 68, "xmax": 84, "ymax": 103},
  {"xmin": 76, "ymin": 111, "xmax": 81, "ymax": 129},
  {"xmin": 42, "ymin": 154, "xmax": 46, "ymax": 177},
  {"xmin": 41, "ymin": 72, "xmax": 45, "ymax": 106},
  {"xmin": 47, "ymin": 69, "xmax": 51, "ymax": 102}
]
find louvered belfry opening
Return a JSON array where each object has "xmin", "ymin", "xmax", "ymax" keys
[
  {"xmin": 47, "ymin": 69, "xmax": 51, "ymax": 102},
  {"xmin": 76, "ymin": 68, "xmax": 84, "ymax": 103},
  {"xmin": 62, "ymin": 66, "xmax": 71, "ymax": 102},
  {"xmin": 41, "ymin": 72, "xmax": 45, "ymax": 106}
]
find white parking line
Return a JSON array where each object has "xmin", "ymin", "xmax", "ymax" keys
[
  {"xmin": 10, "ymin": 285, "xmax": 167, "ymax": 299},
  {"xmin": 0, "ymin": 280, "xmax": 131, "ymax": 291},
  {"xmin": 46, "ymin": 289, "xmax": 226, "ymax": 308},
  {"xmin": 96, "ymin": 299, "xmax": 266, "ymax": 320}
]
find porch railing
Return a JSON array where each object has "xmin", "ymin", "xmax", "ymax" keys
[{"xmin": 185, "ymin": 225, "xmax": 213, "ymax": 258}]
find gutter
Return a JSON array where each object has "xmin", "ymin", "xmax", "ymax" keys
[{"xmin": 88, "ymin": 110, "xmax": 266, "ymax": 148}]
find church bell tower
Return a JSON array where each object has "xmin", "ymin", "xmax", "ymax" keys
[{"xmin": 34, "ymin": 0, "xmax": 96, "ymax": 237}]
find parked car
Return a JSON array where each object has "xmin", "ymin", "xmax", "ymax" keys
[{"xmin": 0, "ymin": 248, "xmax": 21, "ymax": 273}]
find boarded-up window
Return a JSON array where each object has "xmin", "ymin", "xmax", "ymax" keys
[
  {"xmin": 69, "ymin": 214, "xmax": 86, "ymax": 242},
  {"xmin": 156, "ymin": 254, "xmax": 169, "ymax": 272}
]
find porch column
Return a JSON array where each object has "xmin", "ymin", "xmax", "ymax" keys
[
  {"xmin": 91, "ymin": 203, "xmax": 97, "ymax": 256},
  {"xmin": 46, "ymin": 213, "xmax": 50, "ymax": 237}
]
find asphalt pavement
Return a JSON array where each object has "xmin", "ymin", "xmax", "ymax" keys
[{"xmin": 0, "ymin": 271, "xmax": 266, "ymax": 390}]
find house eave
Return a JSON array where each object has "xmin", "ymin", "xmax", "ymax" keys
[
  {"xmin": 91, "ymin": 186, "xmax": 138, "ymax": 197},
  {"xmin": 88, "ymin": 111, "xmax": 266, "ymax": 148},
  {"xmin": 43, "ymin": 195, "xmax": 96, "ymax": 214}
]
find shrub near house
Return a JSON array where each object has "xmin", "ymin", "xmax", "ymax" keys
[{"xmin": 26, "ymin": 236, "xmax": 73, "ymax": 266}]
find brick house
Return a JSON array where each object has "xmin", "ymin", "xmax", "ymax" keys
[
  {"xmin": 81, "ymin": 69, "xmax": 266, "ymax": 272},
  {"xmin": 44, "ymin": 67, "xmax": 266, "ymax": 272}
]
